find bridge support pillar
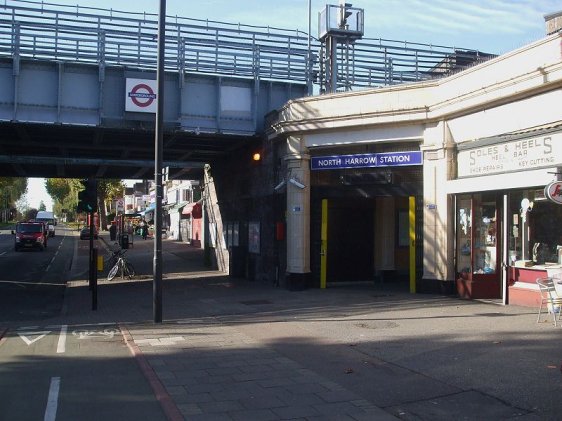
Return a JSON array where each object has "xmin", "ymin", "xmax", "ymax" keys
[{"xmin": 284, "ymin": 136, "xmax": 311, "ymax": 290}]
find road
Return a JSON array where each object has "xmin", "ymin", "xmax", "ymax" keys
[
  {"xmin": 0, "ymin": 225, "xmax": 75, "ymax": 323},
  {"xmin": 0, "ymin": 323, "xmax": 166, "ymax": 421},
  {"xmin": 0, "ymin": 225, "xmax": 167, "ymax": 421}
]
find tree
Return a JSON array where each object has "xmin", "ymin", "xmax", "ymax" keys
[
  {"xmin": 25, "ymin": 208, "xmax": 38, "ymax": 221},
  {"xmin": 0, "ymin": 177, "xmax": 27, "ymax": 222},
  {"xmin": 0, "ymin": 177, "xmax": 27, "ymax": 199},
  {"xmin": 38, "ymin": 200, "xmax": 46, "ymax": 211},
  {"xmin": 45, "ymin": 178, "xmax": 125, "ymax": 227},
  {"xmin": 46, "ymin": 178, "xmax": 83, "ymax": 222},
  {"xmin": 97, "ymin": 180, "xmax": 125, "ymax": 231},
  {"xmin": 15, "ymin": 195, "xmax": 29, "ymax": 219},
  {"xmin": 45, "ymin": 178, "xmax": 71, "ymax": 204}
]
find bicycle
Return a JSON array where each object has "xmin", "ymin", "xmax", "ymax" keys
[
  {"xmin": 107, "ymin": 249, "xmax": 136, "ymax": 281},
  {"xmin": 105, "ymin": 243, "xmax": 122, "ymax": 269}
]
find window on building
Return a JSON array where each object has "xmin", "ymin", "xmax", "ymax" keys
[
  {"xmin": 509, "ymin": 189, "xmax": 562, "ymax": 265},
  {"xmin": 456, "ymin": 192, "xmax": 498, "ymax": 277}
]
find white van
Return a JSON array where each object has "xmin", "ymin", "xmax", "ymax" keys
[{"xmin": 35, "ymin": 211, "xmax": 56, "ymax": 237}]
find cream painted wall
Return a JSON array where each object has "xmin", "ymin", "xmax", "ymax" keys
[
  {"xmin": 285, "ymin": 136, "xmax": 311, "ymax": 274},
  {"xmin": 447, "ymin": 90, "xmax": 562, "ymax": 143},
  {"xmin": 422, "ymin": 155, "xmax": 454, "ymax": 281},
  {"xmin": 272, "ymin": 32, "xmax": 562, "ymax": 284},
  {"xmin": 304, "ymin": 124, "xmax": 424, "ymax": 148}
]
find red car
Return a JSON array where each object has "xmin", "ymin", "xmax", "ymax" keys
[{"xmin": 13, "ymin": 221, "xmax": 48, "ymax": 251}]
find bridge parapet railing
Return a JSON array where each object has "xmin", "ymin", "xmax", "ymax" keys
[
  {"xmin": 0, "ymin": 0, "xmax": 310, "ymax": 83},
  {"xmin": 0, "ymin": 0, "xmax": 494, "ymax": 91}
]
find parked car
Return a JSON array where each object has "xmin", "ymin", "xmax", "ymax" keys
[
  {"xmin": 13, "ymin": 221, "xmax": 48, "ymax": 251},
  {"xmin": 79, "ymin": 226, "xmax": 98, "ymax": 240}
]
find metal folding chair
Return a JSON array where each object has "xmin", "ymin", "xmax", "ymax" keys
[{"xmin": 536, "ymin": 278, "xmax": 562, "ymax": 326}]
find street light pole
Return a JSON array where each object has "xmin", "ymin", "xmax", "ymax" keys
[
  {"xmin": 153, "ymin": 0, "xmax": 166, "ymax": 323},
  {"xmin": 307, "ymin": 0, "xmax": 312, "ymax": 96}
]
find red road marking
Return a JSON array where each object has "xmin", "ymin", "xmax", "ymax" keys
[{"xmin": 119, "ymin": 324, "xmax": 183, "ymax": 421}]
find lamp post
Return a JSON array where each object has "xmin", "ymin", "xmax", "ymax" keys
[
  {"xmin": 153, "ymin": 0, "xmax": 166, "ymax": 323},
  {"xmin": 307, "ymin": 0, "xmax": 312, "ymax": 95}
]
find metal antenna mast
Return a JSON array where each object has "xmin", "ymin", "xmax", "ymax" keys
[{"xmin": 318, "ymin": 1, "xmax": 364, "ymax": 93}]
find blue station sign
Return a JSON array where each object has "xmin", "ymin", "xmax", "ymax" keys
[{"xmin": 311, "ymin": 151, "xmax": 423, "ymax": 170}]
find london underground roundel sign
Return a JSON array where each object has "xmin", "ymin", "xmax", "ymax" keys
[
  {"xmin": 130, "ymin": 84, "xmax": 156, "ymax": 107},
  {"xmin": 125, "ymin": 78, "xmax": 157, "ymax": 113},
  {"xmin": 545, "ymin": 181, "xmax": 562, "ymax": 205}
]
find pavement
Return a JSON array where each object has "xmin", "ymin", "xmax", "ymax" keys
[{"xmin": 14, "ymin": 229, "xmax": 562, "ymax": 419}]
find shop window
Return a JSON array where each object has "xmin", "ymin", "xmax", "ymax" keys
[
  {"xmin": 456, "ymin": 193, "xmax": 498, "ymax": 278},
  {"xmin": 456, "ymin": 196, "xmax": 472, "ymax": 277},
  {"xmin": 473, "ymin": 199, "xmax": 497, "ymax": 274},
  {"xmin": 509, "ymin": 190, "xmax": 562, "ymax": 265}
]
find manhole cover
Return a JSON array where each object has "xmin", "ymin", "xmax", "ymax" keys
[
  {"xmin": 240, "ymin": 299, "xmax": 272, "ymax": 306},
  {"xmin": 354, "ymin": 321, "xmax": 399, "ymax": 329}
]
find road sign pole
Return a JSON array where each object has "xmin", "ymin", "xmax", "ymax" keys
[
  {"xmin": 153, "ymin": 0, "xmax": 166, "ymax": 323},
  {"xmin": 92, "ymin": 247, "xmax": 98, "ymax": 311},
  {"xmin": 89, "ymin": 208, "xmax": 94, "ymax": 290}
]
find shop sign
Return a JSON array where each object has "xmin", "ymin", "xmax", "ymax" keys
[
  {"xmin": 457, "ymin": 132, "xmax": 562, "ymax": 177},
  {"xmin": 311, "ymin": 151, "xmax": 422, "ymax": 170},
  {"xmin": 545, "ymin": 181, "xmax": 562, "ymax": 205}
]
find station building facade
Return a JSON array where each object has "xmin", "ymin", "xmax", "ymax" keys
[{"xmin": 263, "ymin": 31, "xmax": 562, "ymax": 306}]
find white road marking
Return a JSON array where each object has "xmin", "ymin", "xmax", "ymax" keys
[
  {"xmin": 0, "ymin": 280, "xmax": 65, "ymax": 286},
  {"xmin": 135, "ymin": 336, "xmax": 185, "ymax": 346},
  {"xmin": 56, "ymin": 325, "xmax": 67, "ymax": 354},
  {"xmin": 44, "ymin": 377, "xmax": 61, "ymax": 421},
  {"xmin": 46, "ymin": 256, "xmax": 56, "ymax": 272},
  {"xmin": 46, "ymin": 237, "xmax": 64, "ymax": 271},
  {"xmin": 0, "ymin": 251, "xmax": 6, "ymax": 257},
  {"xmin": 72, "ymin": 329, "xmax": 117, "ymax": 339},
  {"xmin": 18, "ymin": 331, "xmax": 51, "ymax": 345}
]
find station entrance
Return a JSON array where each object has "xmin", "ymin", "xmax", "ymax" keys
[
  {"xmin": 309, "ymin": 152, "xmax": 423, "ymax": 288},
  {"xmin": 315, "ymin": 195, "xmax": 418, "ymax": 287}
]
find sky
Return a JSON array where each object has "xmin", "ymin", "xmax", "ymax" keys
[
  {"xmin": 27, "ymin": 178, "xmax": 53, "ymax": 211},
  {"xmin": 26, "ymin": 178, "xmax": 138, "ymax": 211},
  {"xmin": 21, "ymin": 0, "xmax": 560, "ymax": 208}
]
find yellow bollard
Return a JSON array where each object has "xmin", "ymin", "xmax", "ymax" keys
[{"xmin": 97, "ymin": 255, "xmax": 104, "ymax": 272}]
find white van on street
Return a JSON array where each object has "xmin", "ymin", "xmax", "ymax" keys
[{"xmin": 35, "ymin": 210, "xmax": 56, "ymax": 237}]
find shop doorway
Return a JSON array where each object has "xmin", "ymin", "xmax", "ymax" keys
[{"xmin": 455, "ymin": 192, "xmax": 502, "ymax": 299}]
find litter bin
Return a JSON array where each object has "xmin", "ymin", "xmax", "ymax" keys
[{"xmin": 121, "ymin": 234, "xmax": 129, "ymax": 249}]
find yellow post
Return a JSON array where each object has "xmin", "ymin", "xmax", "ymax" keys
[
  {"xmin": 409, "ymin": 196, "xmax": 416, "ymax": 293},
  {"xmin": 320, "ymin": 199, "xmax": 328, "ymax": 289},
  {"xmin": 97, "ymin": 255, "xmax": 104, "ymax": 272}
]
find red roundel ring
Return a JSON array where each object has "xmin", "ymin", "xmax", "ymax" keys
[{"xmin": 129, "ymin": 83, "xmax": 156, "ymax": 108}]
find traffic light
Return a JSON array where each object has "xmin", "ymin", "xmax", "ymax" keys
[{"xmin": 77, "ymin": 179, "xmax": 98, "ymax": 213}]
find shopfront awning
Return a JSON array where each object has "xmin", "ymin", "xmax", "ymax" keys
[
  {"xmin": 182, "ymin": 201, "xmax": 202, "ymax": 218},
  {"xmin": 140, "ymin": 203, "xmax": 155, "ymax": 216},
  {"xmin": 166, "ymin": 201, "xmax": 189, "ymax": 213}
]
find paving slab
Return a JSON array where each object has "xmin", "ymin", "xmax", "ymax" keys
[{"xmin": 45, "ymin": 230, "xmax": 562, "ymax": 420}]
